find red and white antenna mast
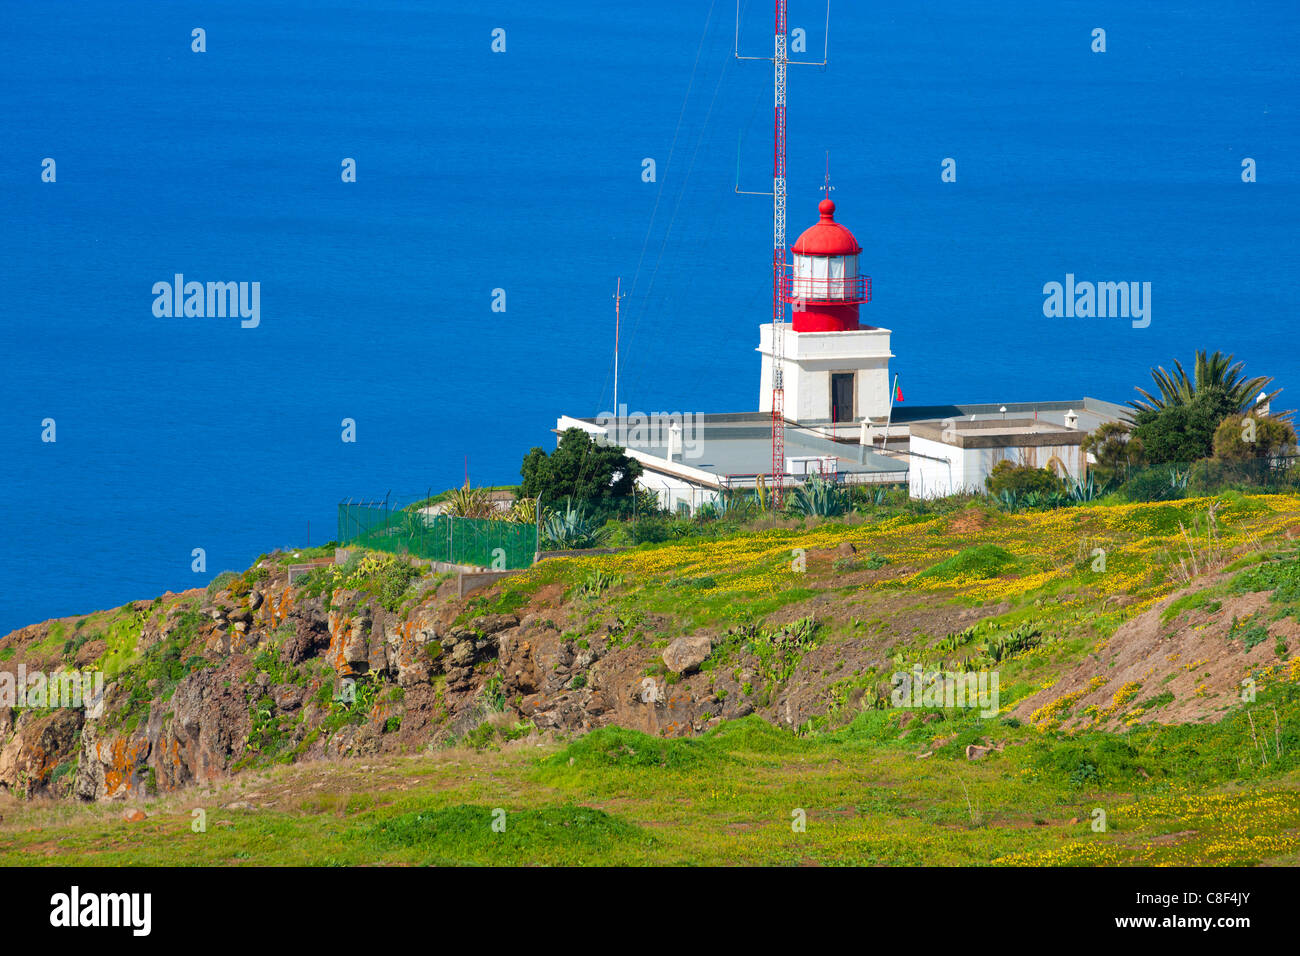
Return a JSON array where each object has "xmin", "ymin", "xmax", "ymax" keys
[
  {"xmin": 770, "ymin": 0, "xmax": 788, "ymax": 506},
  {"xmin": 735, "ymin": 0, "xmax": 830, "ymax": 507}
]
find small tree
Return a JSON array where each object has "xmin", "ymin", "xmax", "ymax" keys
[
  {"xmin": 520, "ymin": 428, "xmax": 643, "ymax": 511},
  {"xmin": 1081, "ymin": 422, "xmax": 1145, "ymax": 482},
  {"xmin": 1131, "ymin": 385, "xmax": 1237, "ymax": 464},
  {"xmin": 1212, "ymin": 413, "xmax": 1295, "ymax": 461}
]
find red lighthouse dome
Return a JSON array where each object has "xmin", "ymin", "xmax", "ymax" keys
[
  {"xmin": 792, "ymin": 199, "xmax": 861, "ymax": 256},
  {"xmin": 782, "ymin": 198, "xmax": 871, "ymax": 332}
]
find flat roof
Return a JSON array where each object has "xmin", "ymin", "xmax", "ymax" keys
[
  {"xmin": 562, "ymin": 413, "xmax": 909, "ymax": 478},
  {"xmin": 911, "ymin": 417, "xmax": 1085, "ymax": 449},
  {"xmin": 894, "ymin": 396, "xmax": 1129, "ymax": 434},
  {"xmin": 557, "ymin": 396, "xmax": 1129, "ymax": 482}
]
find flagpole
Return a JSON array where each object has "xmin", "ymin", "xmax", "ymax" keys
[{"xmin": 883, "ymin": 373, "xmax": 897, "ymax": 451}]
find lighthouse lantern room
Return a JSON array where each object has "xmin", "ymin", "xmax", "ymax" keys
[{"xmin": 758, "ymin": 197, "xmax": 893, "ymax": 426}]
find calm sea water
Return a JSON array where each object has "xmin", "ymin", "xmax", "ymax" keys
[{"xmin": 1, "ymin": 1, "xmax": 1297, "ymax": 633}]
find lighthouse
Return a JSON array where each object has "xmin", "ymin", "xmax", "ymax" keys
[
  {"xmin": 758, "ymin": 197, "xmax": 894, "ymax": 426},
  {"xmin": 788, "ymin": 198, "xmax": 868, "ymax": 332}
]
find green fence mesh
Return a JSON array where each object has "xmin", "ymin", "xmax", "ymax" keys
[
  {"xmin": 337, "ymin": 502, "xmax": 538, "ymax": 570},
  {"xmin": 1112, "ymin": 456, "xmax": 1300, "ymax": 502}
]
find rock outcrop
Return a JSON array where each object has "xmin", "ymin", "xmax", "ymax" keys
[{"xmin": 0, "ymin": 552, "xmax": 847, "ymax": 801}]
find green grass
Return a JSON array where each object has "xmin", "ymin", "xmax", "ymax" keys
[
  {"xmin": 95, "ymin": 607, "xmax": 150, "ymax": 678},
  {"xmin": 1229, "ymin": 551, "xmax": 1300, "ymax": 611},
  {"xmin": 365, "ymin": 804, "xmax": 646, "ymax": 864},
  {"xmin": 5, "ymin": 691, "xmax": 1299, "ymax": 866},
  {"xmin": 917, "ymin": 544, "xmax": 1020, "ymax": 581},
  {"xmin": 1160, "ymin": 587, "xmax": 1225, "ymax": 623}
]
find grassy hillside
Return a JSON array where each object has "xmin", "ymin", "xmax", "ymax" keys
[{"xmin": 2, "ymin": 492, "xmax": 1299, "ymax": 865}]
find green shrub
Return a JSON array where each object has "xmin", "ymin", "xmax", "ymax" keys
[
  {"xmin": 1229, "ymin": 553, "xmax": 1300, "ymax": 603},
  {"xmin": 1118, "ymin": 466, "xmax": 1190, "ymax": 503},
  {"xmin": 985, "ymin": 461, "xmax": 1064, "ymax": 497},
  {"xmin": 1029, "ymin": 736, "xmax": 1142, "ymax": 787},
  {"xmin": 918, "ymin": 544, "xmax": 1019, "ymax": 581},
  {"xmin": 545, "ymin": 726, "xmax": 719, "ymax": 771},
  {"xmin": 1227, "ymin": 616, "xmax": 1270, "ymax": 652},
  {"xmin": 206, "ymin": 571, "xmax": 239, "ymax": 597}
]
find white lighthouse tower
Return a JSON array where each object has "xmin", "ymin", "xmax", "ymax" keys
[{"xmin": 758, "ymin": 197, "xmax": 893, "ymax": 426}]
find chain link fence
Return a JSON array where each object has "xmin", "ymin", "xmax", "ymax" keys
[
  {"xmin": 1111, "ymin": 455, "xmax": 1300, "ymax": 502},
  {"xmin": 337, "ymin": 500, "xmax": 538, "ymax": 570}
]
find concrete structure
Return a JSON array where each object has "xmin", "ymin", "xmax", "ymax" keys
[
  {"xmin": 908, "ymin": 418, "xmax": 1087, "ymax": 499},
  {"xmin": 556, "ymin": 412, "xmax": 907, "ymax": 514},
  {"xmin": 553, "ymin": 397, "xmax": 1131, "ymax": 511},
  {"xmin": 758, "ymin": 199, "xmax": 891, "ymax": 427},
  {"xmin": 757, "ymin": 324, "xmax": 893, "ymax": 423}
]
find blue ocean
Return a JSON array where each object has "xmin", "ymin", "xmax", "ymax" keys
[{"xmin": 1, "ymin": 1, "xmax": 1297, "ymax": 634}]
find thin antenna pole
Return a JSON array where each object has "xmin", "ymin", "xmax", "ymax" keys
[{"xmin": 613, "ymin": 277, "xmax": 625, "ymax": 419}]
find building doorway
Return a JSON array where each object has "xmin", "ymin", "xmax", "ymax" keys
[{"xmin": 830, "ymin": 373, "xmax": 854, "ymax": 424}]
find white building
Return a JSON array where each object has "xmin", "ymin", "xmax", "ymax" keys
[
  {"xmin": 908, "ymin": 418, "xmax": 1088, "ymax": 499},
  {"xmin": 554, "ymin": 196, "xmax": 1131, "ymax": 509}
]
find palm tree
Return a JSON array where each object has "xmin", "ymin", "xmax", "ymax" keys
[{"xmin": 1130, "ymin": 350, "xmax": 1279, "ymax": 415}]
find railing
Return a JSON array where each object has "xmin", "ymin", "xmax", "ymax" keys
[{"xmin": 780, "ymin": 272, "xmax": 870, "ymax": 304}]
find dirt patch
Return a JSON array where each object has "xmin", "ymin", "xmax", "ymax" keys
[
  {"xmin": 948, "ymin": 509, "xmax": 996, "ymax": 534},
  {"xmin": 1013, "ymin": 575, "xmax": 1298, "ymax": 729}
]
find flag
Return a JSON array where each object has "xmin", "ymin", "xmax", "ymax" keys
[{"xmin": 893, "ymin": 374, "xmax": 903, "ymax": 403}]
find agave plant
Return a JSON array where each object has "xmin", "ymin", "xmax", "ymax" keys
[
  {"xmin": 1068, "ymin": 474, "xmax": 1103, "ymax": 503},
  {"xmin": 787, "ymin": 475, "xmax": 849, "ymax": 517},
  {"xmin": 576, "ymin": 568, "xmax": 623, "ymax": 598},
  {"xmin": 445, "ymin": 485, "xmax": 495, "ymax": 518},
  {"xmin": 506, "ymin": 497, "xmax": 537, "ymax": 524},
  {"xmin": 540, "ymin": 499, "xmax": 607, "ymax": 550},
  {"xmin": 704, "ymin": 490, "xmax": 756, "ymax": 521},
  {"xmin": 996, "ymin": 489, "xmax": 1019, "ymax": 513}
]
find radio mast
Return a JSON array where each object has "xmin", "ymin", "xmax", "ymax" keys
[{"xmin": 735, "ymin": 0, "xmax": 831, "ymax": 507}]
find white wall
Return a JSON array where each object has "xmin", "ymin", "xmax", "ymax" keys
[
  {"xmin": 758, "ymin": 324, "xmax": 894, "ymax": 422},
  {"xmin": 908, "ymin": 435, "xmax": 1086, "ymax": 499},
  {"xmin": 909, "ymin": 434, "xmax": 963, "ymax": 499}
]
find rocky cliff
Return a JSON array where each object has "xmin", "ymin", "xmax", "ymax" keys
[{"xmin": 0, "ymin": 549, "xmax": 844, "ymax": 801}]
